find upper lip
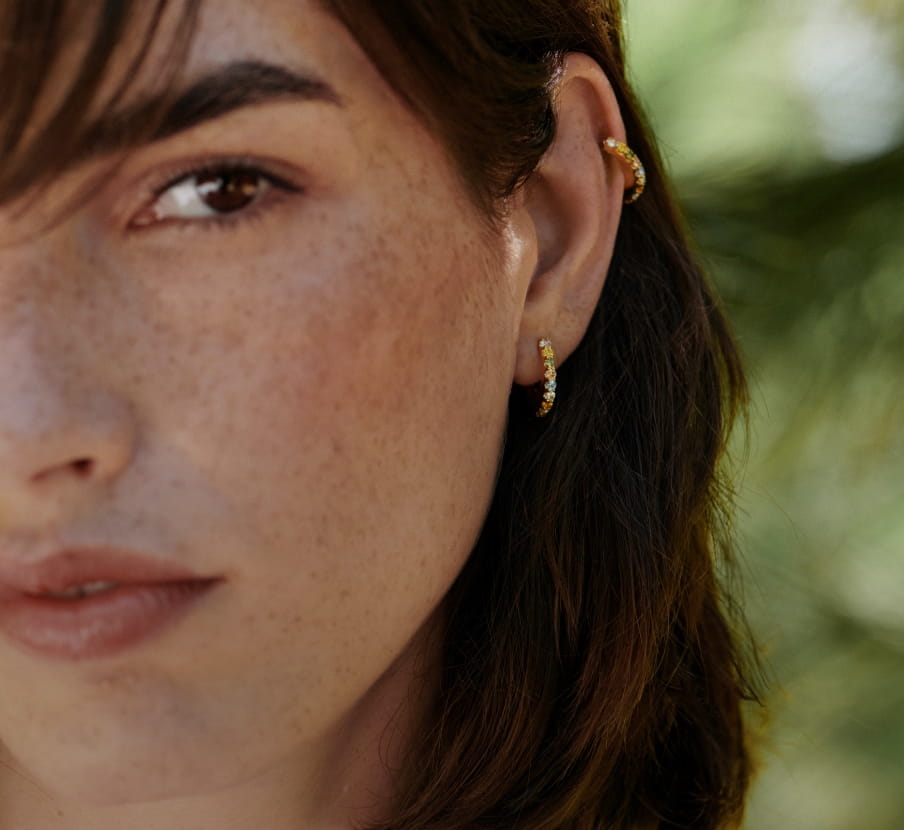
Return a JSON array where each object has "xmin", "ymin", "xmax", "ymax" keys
[{"xmin": 0, "ymin": 548, "xmax": 214, "ymax": 597}]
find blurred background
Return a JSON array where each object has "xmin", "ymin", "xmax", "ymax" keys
[{"xmin": 623, "ymin": 0, "xmax": 904, "ymax": 827}]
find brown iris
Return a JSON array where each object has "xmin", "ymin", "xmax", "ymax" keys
[{"xmin": 195, "ymin": 170, "xmax": 262, "ymax": 213}]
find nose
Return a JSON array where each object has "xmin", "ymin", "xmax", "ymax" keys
[
  {"xmin": 0, "ymin": 345, "xmax": 136, "ymax": 531},
  {"xmin": 0, "ymin": 264, "xmax": 136, "ymax": 533}
]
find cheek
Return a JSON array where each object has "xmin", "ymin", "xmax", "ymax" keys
[
  {"xmin": 127, "ymin": 187, "xmax": 515, "ymax": 701},
  {"xmin": 251, "ymin": 204, "xmax": 509, "ymax": 577},
  {"xmin": 229, "ymin": 215, "xmax": 512, "ymax": 758}
]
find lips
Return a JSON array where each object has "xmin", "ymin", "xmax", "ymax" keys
[
  {"xmin": 0, "ymin": 548, "xmax": 211, "ymax": 596},
  {"xmin": 0, "ymin": 548, "xmax": 222, "ymax": 660}
]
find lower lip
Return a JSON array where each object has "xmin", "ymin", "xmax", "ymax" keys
[{"xmin": 0, "ymin": 580, "xmax": 220, "ymax": 660}]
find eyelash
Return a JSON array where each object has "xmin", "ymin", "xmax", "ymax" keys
[{"xmin": 131, "ymin": 157, "xmax": 303, "ymax": 232}]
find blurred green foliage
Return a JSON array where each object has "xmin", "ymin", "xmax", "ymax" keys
[{"xmin": 624, "ymin": 1, "xmax": 904, "ymax": 827}]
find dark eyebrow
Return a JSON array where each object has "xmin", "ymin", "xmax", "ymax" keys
[{"xmin": 81, "ymin": 60, "xmax": 343, "ymax": 157}]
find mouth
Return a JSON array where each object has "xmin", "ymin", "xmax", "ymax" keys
[
  {"xmin": 41, "ymin": 580, "xmax": 121, "ymax": 599},
  {"xmin": 0, "ymin": 548, "xmax": 223, "ymax": 661}
]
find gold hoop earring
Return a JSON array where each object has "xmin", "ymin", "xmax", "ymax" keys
[
  {"xmin": 602, "ymin": 137, "xmax": 646, "ymax": 204},
  {"xmin": 536, "ymin": 339, "xmax": 557, "ymax": 418}
]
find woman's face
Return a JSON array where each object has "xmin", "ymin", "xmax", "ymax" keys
[{"xmin": 0, "ymin": 0, "xmax": 532, "ymax": 811}]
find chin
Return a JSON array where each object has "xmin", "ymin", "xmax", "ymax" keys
[{"xmin": 3, "ymin": 717, "xmax": 263, "ymax": 807}]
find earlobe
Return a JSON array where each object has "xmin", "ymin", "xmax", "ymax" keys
[{"xmin": 512, "ymin": 53, "xmax": 632, "ymax": 387}]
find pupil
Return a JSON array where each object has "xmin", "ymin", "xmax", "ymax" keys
[{"xmin": 196, "ymin": 171, "xmax": 259, "ymax": 213}]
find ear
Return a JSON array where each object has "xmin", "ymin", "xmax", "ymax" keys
[{"xmin": 511, "ymin": 52, "xmax": 632, "ymax": 386}]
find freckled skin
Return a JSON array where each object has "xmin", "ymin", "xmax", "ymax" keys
[{"xmin": 0, "ymin": 1, "xmax": 533, "ymax": 828}]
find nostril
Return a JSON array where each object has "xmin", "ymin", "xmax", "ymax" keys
[
  {"xmin": 29, "ymin": 457, "xmax": 99, "ymax": 485},
  {"xmin": 72, "ymin": 458, "xmax": 94, "ymax": 477}
]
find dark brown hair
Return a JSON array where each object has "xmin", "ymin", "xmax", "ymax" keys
[{"xmin": 0, "ymin": 1, "xmax": 762, "ymax": 828}]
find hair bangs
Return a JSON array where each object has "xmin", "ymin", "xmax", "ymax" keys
[{"xmin": 0, "ymin": 0, "xmax": 198, "ymax": 206}]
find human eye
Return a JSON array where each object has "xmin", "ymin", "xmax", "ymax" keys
[{"xmin": 130, "ymin": 159, "xmax": 302, "ymax": 230}]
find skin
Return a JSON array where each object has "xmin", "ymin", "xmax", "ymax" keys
[{"xmin": 0, "ymin": 1, "xmax": 629, "ymax": 827}]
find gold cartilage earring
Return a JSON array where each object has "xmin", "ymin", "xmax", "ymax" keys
[
  {"xmin": 602, "ymin": 137, "xmax": 646, "ymax": 204},
  {"xmin": 536, "ymin": 339, "xmax": 557, "ymax": 418}
]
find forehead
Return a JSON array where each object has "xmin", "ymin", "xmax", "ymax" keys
[
  {"xmin": 14, "ymin": 0, "xmax": 389, "ymax": 143},
  {"xmin": 136, "ymin": 0, "xmax": 381, "ymax": 107},
  {"xmin": 186, "ymin": 0, "xmax": 344, "ymax": 75}
]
